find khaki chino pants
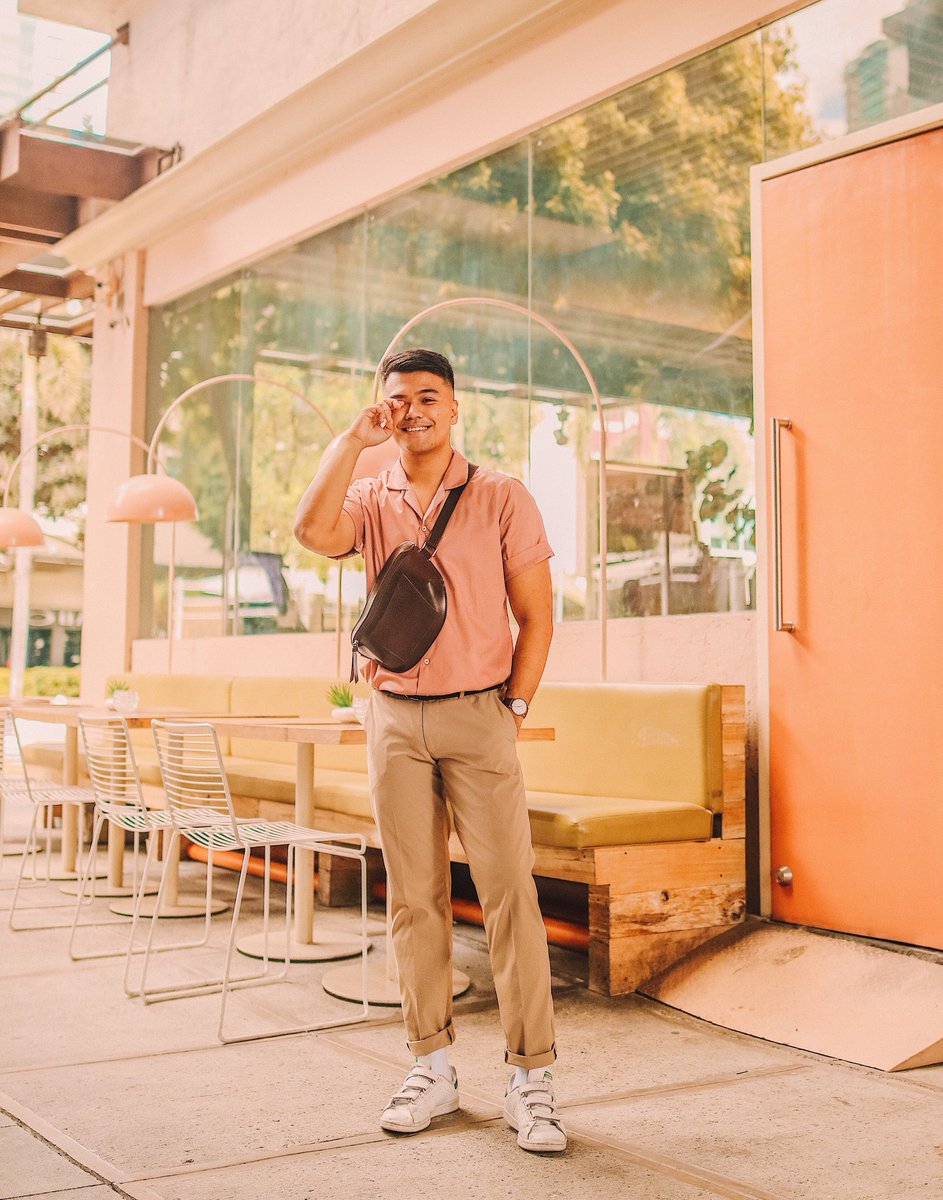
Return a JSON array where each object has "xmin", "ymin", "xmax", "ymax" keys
[{"xmin": 366, "ymin": 688, "xmax": 556, "ymax": 1069}]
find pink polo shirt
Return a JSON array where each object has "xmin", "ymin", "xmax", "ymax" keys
[{"xmin": 339, "ymin": 451, "xmax": 553, "ymax": 695}]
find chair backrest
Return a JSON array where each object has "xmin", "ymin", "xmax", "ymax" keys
[
  {"xmin": 79, "ymin": 716, "xmax": 147, "ymax": 821},
  {"xmin": 151, "ymin": 720, "xmax": 239, "ymax": 836},
  {"xmin": 3, "ymin": 713, "xmax": 41, "ymax": 803}
]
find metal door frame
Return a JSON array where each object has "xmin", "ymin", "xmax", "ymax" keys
[{"xmin": 751, "ymin": 100, "xmax": 943, "ymax": 916}]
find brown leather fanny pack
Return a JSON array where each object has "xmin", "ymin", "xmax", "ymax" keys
[{"xmin": 349, "ymin": 465, "xmax": 478, "ymax": 681}]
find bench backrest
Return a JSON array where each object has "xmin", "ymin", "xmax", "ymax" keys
[
  {"xmin": 229, "ymin": 676, "xmax": 370, "ymax": 773},
  {"xmin": 124, "ymin": 673, "xmax": 234, "ymax": 754},
  {"xmin": 519, "ymin": 682, "xmax": 724, "ymax": 812}
]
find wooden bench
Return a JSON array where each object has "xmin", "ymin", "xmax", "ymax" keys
[{"xmin": 22, "ymin": 673, "xmax": 746, "ymax": 996}]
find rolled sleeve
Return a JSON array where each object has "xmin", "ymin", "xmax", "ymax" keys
[
  {"xmin": 500, "ymin": 478, "xmax": 554, "ymax": 582},
  {"xmin": 324, "ymin": 486, "xmax": 365, "ymax": 560}
]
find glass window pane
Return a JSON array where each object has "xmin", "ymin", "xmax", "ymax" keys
[
  {"xmin": 145, "ymin": 274, "xmax": 248, "ymax": 639},
  {"xmin": 765, "ymin": 0, "xmax": 943, "ymax": 157},
  {"xmin": 531, "ymin": 34, "xmax": 763, "ymax": 617}
]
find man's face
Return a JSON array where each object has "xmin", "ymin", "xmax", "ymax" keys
[{"xmin": 384, "ymin": 370, "xmax": 457, "ymax": 455}]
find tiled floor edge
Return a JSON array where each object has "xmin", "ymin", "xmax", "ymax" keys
[{"xmin": 0, "ymin": 1088, "xmax": 159, "ymax": 1199}]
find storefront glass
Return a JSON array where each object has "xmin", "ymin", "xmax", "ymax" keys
[{"xmin": 144, "ymin": 0, "xmax": 943, "ymax": 638}]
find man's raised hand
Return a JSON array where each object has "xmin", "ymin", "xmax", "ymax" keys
[{"xmin": 350, "ymin": 398, "xmax": 402, "ymax": 447}]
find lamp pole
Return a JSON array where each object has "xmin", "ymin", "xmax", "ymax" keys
[
  {"xmin": 372, "ymin": 296, "xmax": 609, "ymax": 680},
  {"xmin": 110, "ymin": 374, "xmax": 337, "ymax": 673},
  {"xmin": 8, "ymin": 340, "xmax": 39, "ymax": 698},
  {"xmin": 1, "ymin": 424, "xmax": 152, "ymax": 697}
]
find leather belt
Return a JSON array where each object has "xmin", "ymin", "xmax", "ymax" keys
[{"xmin": 381, "ymin": 684, "xmax": 503, "ymax": 703}]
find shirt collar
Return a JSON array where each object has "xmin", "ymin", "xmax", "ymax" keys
[{"xmin": 385, "ymin": 450, "xmax": 471, "ymax": 492}]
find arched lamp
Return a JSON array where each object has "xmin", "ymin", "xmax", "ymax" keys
[
  {"xmin": 0, "ymin": 423, "xmax": 152, "ymax": 550},
  {"xmin": 0, "ymin": 424, "xmax": 153, "ymax": 699},
  {"xmin": 370, "ymin": 296, "xmax": 609, "ymax": 680},
  {"xmin": 106, "ymin": 373, "xmax": 336, "ymax": 670}
]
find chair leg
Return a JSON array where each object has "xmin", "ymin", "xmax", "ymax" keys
[
  {"xmin": 217, "ymin": 847, "xmax": 254, "ymax": 1041},
  {"xmin": 69, "ymin": 813, "xmax": 136, "ymax": 961},
  {"xmin": 138, "ymin": 836, "xmax": 265, "ymax": 1005},
  {"xmin": 219, "ymin": 842, "xmax": 372, "ymax": 1045},
  {"xmin": 135, "ymin": 829, "xmax": 179, "ymax": 1000},
  {"xmin": 124, "ymin": 829, "xmax": 161, "ymax": 996},
  {"xmin": 7, "ymin": 806, "xmax": 84, "ymax": 930},
  {"xmin": 8, "ymin": 807, "xmax": 41, "ymax": 930}
]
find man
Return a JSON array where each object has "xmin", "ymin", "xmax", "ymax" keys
[{"xmin": 294, "ymin": 348, "xmax": 565, "ymax": 1154}]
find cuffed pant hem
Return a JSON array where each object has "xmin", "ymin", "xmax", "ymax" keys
[
  {"xmin": 407, "ymin": 1023, "xmax": 456, "ymax": 1056},
  {"xmin": 504, "ymin": 1043, "xmax": 557, "ymax": 1069}
]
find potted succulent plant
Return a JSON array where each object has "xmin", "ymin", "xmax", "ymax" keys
[
  {"xmin": 327, "ymin": 682, "xmax": 356, "ymax": 722},
  {"xmin": 106, "ymin": 676, "xmax": 140, "ymax": 714}
]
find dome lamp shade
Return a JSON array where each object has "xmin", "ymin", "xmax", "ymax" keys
[
  {"xmin": 106, "ymin": 474, "xmax": 198, "ymax": 524},
  {"xmin": 0, "ymin": 507, "xmax": 44, "ymax": 549}
]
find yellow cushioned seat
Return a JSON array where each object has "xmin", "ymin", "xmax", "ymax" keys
[
  {"xmin": 21, "ymin": 742, "xmax": 66, "ymax": 772},
  {"xmin": 524, "ymin": 790, "xmax": 712, "ymax": 849},
  {"xmin": 520, "ymin": 682, "xmax": 724, "ymax": 812},
  {"xmin": 123, "ymin": 673, "xmax": 234, "ymax": 754},
  {"xmin": 228, "ymin": 676, "xmax": 369, "ymax": 774}
]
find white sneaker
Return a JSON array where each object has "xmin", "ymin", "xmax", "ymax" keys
[
  {"xmin": 504, "ymin": 1070, "xmax": 567, "ymax": 1153},
  {"xmin": 380, "ymin": 1064, "xmax": 460, "ymax": 1133}
]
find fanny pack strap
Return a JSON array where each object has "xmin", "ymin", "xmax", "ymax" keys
[
  {"xmin": 421, "ymin": 464, "xmax": 478, "ymax": 558},
  {"xmin": 349, "ymin": 463, "xmax": 478, "ymax": 683}
]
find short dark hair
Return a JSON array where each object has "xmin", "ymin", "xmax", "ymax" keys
[{"xmin": 379, "ymin": 347, "xmax": 454, "ymax": 388}]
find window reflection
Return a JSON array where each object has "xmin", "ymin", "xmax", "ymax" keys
[{"xmin": 144, "ymin": 0, "xmax": 943, "ymax": 639}]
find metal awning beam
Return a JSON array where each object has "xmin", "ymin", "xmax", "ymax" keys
[
  {"xmin": 0, "ymin": 183, "xmax": 76, "ymax": 238},
  {"xmin": 0, "ymin": 123, "xmax": 158, "ymax": 201},
  {"xmin": 0, "ymin": 268, "xmax": 94, "ymax": 299}
]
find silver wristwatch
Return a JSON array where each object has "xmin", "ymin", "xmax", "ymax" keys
[{"xmin": 504, "ymin": 697, "xmax": 529, "ymax": 718}]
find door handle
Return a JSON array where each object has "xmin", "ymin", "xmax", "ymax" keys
[{"xmin": 771, "ymin": 417, "xmax": 795, "ymax": 633}]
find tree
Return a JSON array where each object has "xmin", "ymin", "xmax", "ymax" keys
[{"xmin": 0, "ymin": 330, "xmax": 92, "ymax": 523}]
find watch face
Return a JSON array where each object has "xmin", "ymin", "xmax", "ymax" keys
[{"xmin": 508, "ymin": 698, "xmax": 528, "ymax": 717}]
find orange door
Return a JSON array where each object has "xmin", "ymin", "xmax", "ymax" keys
[{"xmin": 762, "ymin": 127, "xmax": 943, "ymax": 948}]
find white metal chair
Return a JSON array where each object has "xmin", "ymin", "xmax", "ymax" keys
[
  {"xmin": 69, "ymin": 715, "xmax": 176, "ymax": 961},
  {"xmin": 138, "ymin": 719, "xmax": 370, "ymax": 1042},
  {"xmin": 0, "ymin": 708, "xmax": 33, "ymax": 879},
  {"xmin": 7, "ymin": 712, "xmax": 99, "ymax": 930}
]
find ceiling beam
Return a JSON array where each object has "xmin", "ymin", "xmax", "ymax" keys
[
  {"xmin": 0, "ymin": 183, "xmax": 76, "ymax": 238},
  {"xmin": 0, "ymin": 268, "xmax": 94, "ymax": 299},
  {"xmin": 0, "ymin": 124, "xmax": 157, "ymax": 201}
]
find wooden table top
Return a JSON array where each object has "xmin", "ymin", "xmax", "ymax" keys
[
  {"xmin": 203, "ymin": 715, "xmax": 554, "ymax": 744},
  {"xmin": 7, "ymin": 704, "xmax": 554, "ymax": 744},
  {"xmin": 7, "ymin": 704, "xmax": 293, "ymax": 729}
]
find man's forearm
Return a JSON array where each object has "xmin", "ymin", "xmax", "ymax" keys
[
  {"xmin": 293, "ymin": 430, "xmax": 364, "ymax": 553},
  {"xmin": 505, "ymin": 615, "xmax": 553, "ymax": 707}
]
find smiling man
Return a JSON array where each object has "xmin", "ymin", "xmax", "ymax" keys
[{"xmin": 294, "ymin": 348, "xmax": 566, "ymax": 1153}]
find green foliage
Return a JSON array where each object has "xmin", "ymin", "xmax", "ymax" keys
[
  {"xmin": 0, "ymin": 667, "xmax": 81, "ymax": 697},
  {"xmin": 327, "ymin": 682, "xmax": 353, "ymax": 708},
  {"xmin": 105, "ymin": 676, "xmax": 129, "ymax": 696},
  {"xmin": 685, "ymin": 438, "xmax": 755, "ymax": 548},
  {"xmin": 0, "ymin": 330, "xmax": 92, "ymax": 523}
]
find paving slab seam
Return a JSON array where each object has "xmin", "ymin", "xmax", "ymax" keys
[
  {"xmin": 0, "ymin": 1004, "xmax": 434, "ymax": 1078},
  {"xmin": 0, "ymin": 1093, "xmax": 143, "ymax": 1200},
  {"xmin": 318, "ymin": 1032, "xmax": 799, "ymax": 1200},
  {"xmin": 118, "ymin": 1114, "xmax": 507, "ymax": 1186},
  {"xmin": 557, "ymin": 1062, "xmax": 810, "ymax": 1110},
  {"xmin": 566, "ymin": 1127, "xmax": 792, "ymax": 1200}
]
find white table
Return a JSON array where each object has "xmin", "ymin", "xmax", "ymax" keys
[{"xmin": 203, "ymin": 716, "xmax": 374, "ymax": 963}]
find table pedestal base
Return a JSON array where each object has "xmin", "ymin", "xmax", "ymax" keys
[
  {"xmin": 237, "ymin": 928, "xmax": 369, "ymax": 963},
  {"xmin": 322, "ymin": 960, "xmax": 470, "ymax": 1006},
  {"xmin": 37, "ymin": 865, "xmax": 106, "ymax": 883},
  {"xmin": 60, "ymin": 879, "xmax": 159, "ymax": 899},
  {"xmin": 109, "ymin": 895, "xmax": 229, "ymax": 919}
]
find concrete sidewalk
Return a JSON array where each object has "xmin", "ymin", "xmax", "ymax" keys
[{"xmin": 1, "ymin": 842, "xmax": 941, "ymax": 1200}]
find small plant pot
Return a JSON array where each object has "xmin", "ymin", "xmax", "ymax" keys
[
  {"xmin": 331, "ymin": 706, "xmax": 356, "ymax": 722},
  {"xmin": 111, "ymin": 689, "xmax": 140, "ymax": 714}
]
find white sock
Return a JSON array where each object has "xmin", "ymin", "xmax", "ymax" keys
[
  {"xmin": 415, "ymin": 1047, "xmax": 451, "ymax": 1077},
  {"xmin": 513, "ymin": 1066, "xmax": 552, "ymax": 1089}
]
